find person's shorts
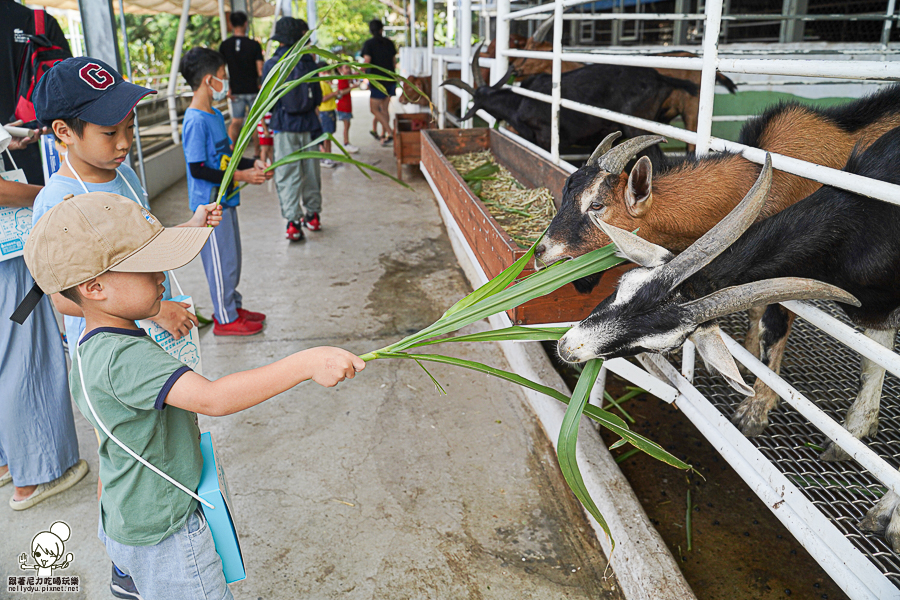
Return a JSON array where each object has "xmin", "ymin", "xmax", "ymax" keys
[
  {"xmin": 257, "ymin": 113, "xmax": 273, "ymax": 145},
  {"xmin": 231, "ymin": 93, "xmax": 256, "ymax": 119},
  {"xmin": 319, "ymin": 110, "xmax": 337, "ymax": 134},
  {"xmin": 369, "ymin": 82, "xmax": 396, "ymax": 100},
  {"xmin": 337, "ymin": 110, "xmax": 352, "ymax": 121}
]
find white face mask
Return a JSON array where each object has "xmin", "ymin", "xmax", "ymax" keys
[{"xmin": 209, "ymin": 75, "xmax": 229, "ymax": 101}]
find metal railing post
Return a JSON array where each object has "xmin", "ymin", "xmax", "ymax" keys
[
  {"xmin": 460, "ymin": 0, "xmax": 472, "ymax": 128},
  {"xmin": 882, "ymin": 0, "xmax": 897, "ymax": 46},
  {"xmin": 167, "ymin": 0, "xmax": 191, "ymax": 145},
  {"xmin": 695, "ymin": 0, "xmax": 723, "ymax": 156},
  {"xmin": 550, "ymin": 0, "xmax": 564, "ymax": 163},
  {"xmin": 494, "ymin": 0, "xmax": 510, "ymax": 83}
]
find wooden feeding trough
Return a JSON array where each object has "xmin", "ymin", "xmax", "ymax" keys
[
  {"xmin": 421, "ymin": 128, "xmax": 630, "ymax": 325},
  {"xmin": 393, "ymin": 113, "xmax": 434, "ymax": 181}
]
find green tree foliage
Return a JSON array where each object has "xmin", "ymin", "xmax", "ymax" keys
[{"xmin": 122, "ymin": 13, "xmax": 223, "ymax": 79}]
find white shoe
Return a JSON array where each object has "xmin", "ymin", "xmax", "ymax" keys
[
  {"xmin": 9, "ymin": 459, "xmax": 89, "ymax": 511},
  {"xmin": 344, "ymin": 144, "xmax": 360, "ymax": 154},
  {"xmin": 321, "ymin": 159, "xmax": 336, "ymax": 169},
  {"xmin": 0, "ymin": 469, "xmax": 11, "ymax": 487}
]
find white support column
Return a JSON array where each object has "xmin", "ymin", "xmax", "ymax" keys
[
  {"xmin": 410, "ymin": 0, "xmax": 417, "ymax": 47},
  {"xmin": 436, "ymin": 55, "xmax": 446, "ymax": 129},
  {"xmin": 307, "ymin": 0, "xmax": 318, "ymax": 44},
  {"xmin": 694, "ymin": 0, "xmax": 723, "ymax": 156},
  {"xmin": 460, "ymin": 0, "xmax": 472, "ymax": 127},
  {"xmin": 882, "ymin": 0, "xmax": 897, "ymax": 46},
  {"xmin": 218, "ymin": 0, "xmax": 227, "ymax": 41},
  {"xmin": 493, "ymin": 0, "xmax": 510, "ymax": 83},
  {"xmin": 550, "ymin": 0, "xmax": 563, "ymax": 163},
  {"xmin": 167, "ymin": 0, "xmax": 191, "ymax": 145},
  {"xmin": 117, "ymin": 0, "xmax": 147, "ymax": 191},
  {"xmin": 427, "ymin": 0, "xmax": 434, "ymax": 56}
]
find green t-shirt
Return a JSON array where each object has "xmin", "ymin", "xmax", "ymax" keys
[{"xmin": 70, "ymin": 327, "xmax": 202, "ymax": 546}]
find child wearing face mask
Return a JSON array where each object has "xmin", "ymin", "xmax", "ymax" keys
[{"xmin": 180, "ymin": 47, "xmax": 272, "ymax": 336}]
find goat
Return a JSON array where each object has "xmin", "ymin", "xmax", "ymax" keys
[
  {"xmin": 537, "ymin": 84, "xmax": 900, "ymax": 278},
  {"xmin": 442, "ymin": 48, "xmax": 697, "ymax": 159},
  {"xmin": 508, "ymin": 17, "xmax": 737, "ymax": 151},
  {"xmin": 400, "ymin": 73, "xmax": 462, "ymax": 115},
  {"xmin": 556, "ymin": 130, "xmax": 900, "ymax": 549}
]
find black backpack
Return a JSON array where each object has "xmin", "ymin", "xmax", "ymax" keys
[
  {"xmin": 13, "ymin": 10, "xmax": 70, "ymax": 124},
  {"xmin": 281, "ymin": 61, "xmax": 322, "ymax": 115}
]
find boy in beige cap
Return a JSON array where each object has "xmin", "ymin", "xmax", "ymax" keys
[{"xmin": 23, "ymin": 192, "xmax": 365, "ymax": 600}]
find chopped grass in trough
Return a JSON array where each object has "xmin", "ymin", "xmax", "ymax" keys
[{"xmin": 448, "ymin": 151, "xmax": 557, "ymax": 248}]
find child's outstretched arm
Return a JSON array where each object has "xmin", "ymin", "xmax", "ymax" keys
[
  {"xmin": 165, "ymin": 347, "xmax": 365, "ymax": 416},
  {"xmin": 181, "ymin": 202, "xmax": 223, "ymax": 228}
]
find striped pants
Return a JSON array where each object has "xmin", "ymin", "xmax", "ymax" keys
[{"xmin": 200, "ymin": 206, "xmax": 243, "ymax": 324}]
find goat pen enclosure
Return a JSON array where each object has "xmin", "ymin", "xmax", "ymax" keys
[{"xmin": 419, "ymin": 0, "xmax": 900, "ymax": 597}]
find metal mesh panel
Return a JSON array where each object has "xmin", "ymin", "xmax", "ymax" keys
[{"xmin": 689, "ymin": 301, "xmax": 900, "ymax": 588}]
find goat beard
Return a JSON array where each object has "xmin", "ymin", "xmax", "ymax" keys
[{"xmin": 572, "ymin": 272, "xmax": 604, "ymax": 294}]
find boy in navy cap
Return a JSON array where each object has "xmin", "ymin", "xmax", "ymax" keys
[{"xmin": 32, "ymin": 57, "xmax": 223, "ymax": 362}]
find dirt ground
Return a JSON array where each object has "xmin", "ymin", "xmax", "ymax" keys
[{"xmin": 543, "ymin": 344, "xmax": 848, "ymax": 600}]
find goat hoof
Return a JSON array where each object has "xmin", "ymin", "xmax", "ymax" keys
[
  {"xmin": 859, "ymin": 510, "xmax": 888, "ymax": 534},
  {"xmin": 732, "ymin": 402, "xmax": 769, "ymax": 437},
  {"xmin": 859, "ymin": 491, "xmax": 900, "ymax": 538},
  {"xmin": 820, "ymin": 442, "xmax": 851, "ymax": 462}
]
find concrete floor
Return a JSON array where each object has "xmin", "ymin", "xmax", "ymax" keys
[{"xmin": 1, "ymin": 97, "xmax": 624, "ymax": 599}]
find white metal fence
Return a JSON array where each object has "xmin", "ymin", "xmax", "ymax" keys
[{"xmin": 424, "ymin": 0, "xmax": 900, "ymax": 596}]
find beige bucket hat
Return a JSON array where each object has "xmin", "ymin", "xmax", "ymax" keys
[{"xmin": 12, "ymin": 192, "xmax": 211, "ymax": 323}]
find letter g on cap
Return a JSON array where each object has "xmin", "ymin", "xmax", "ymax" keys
[{"xmin": 78, "ymin": 63, "xmax": 115, "ymax": 90}]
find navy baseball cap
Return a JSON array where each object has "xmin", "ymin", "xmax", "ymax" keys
[{"xmin": 33, "ymin": 57, "xmax": 156, "ymax": 127}]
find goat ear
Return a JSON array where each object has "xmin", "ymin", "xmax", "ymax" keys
[
  {"xmin": 591, "ymin": 216, "xmax": 673, "ymax": 267},
  {"xmin": 625, "ymin": 156, "xmax": 653, "ymax": 218},
  {"xmin": 690, "ymin": 323, "xmax": 755, "ymax": 396}
]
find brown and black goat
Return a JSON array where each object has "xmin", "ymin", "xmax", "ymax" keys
[{"xmin": 557, "ymin": 130, "xmax": 900, "ymax": 550}]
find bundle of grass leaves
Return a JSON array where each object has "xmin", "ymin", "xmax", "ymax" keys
[{"xmin": 449, "ymin": 151, "xmax": 556, "ymax": 248}]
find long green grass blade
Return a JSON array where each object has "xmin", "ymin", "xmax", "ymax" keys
[
  {"xmin": 558, "ymin": 359, "xmax": 614, "ymax": 548},
  {"xmin": 409, "ymin": 326, "xmax": 569, "ymax": 347}
]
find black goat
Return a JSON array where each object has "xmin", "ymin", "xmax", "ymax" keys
[
  {"xmin": 442, "ymin": 48, "xmax": 696, "ymax": 160},
  {"xmin": 557, "ymin": 128, "xmax": 900, "ymax": 550}
]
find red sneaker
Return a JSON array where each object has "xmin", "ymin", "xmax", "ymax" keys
[
  {"xmin": 213, "ymin": 316, "xmax": 263, "ymax": 336},
  {"xmin": 237, "ymin": 308, "xmax": 266, "ymax": 322},
  {"xmin": 286, "ymin": 221, "xmax": 304, "ymax": 241},
  {"xmin": 303, "ymin": 212, "xmax": 321, "ymax": 231}
]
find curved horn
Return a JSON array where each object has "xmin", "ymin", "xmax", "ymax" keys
[
  {"xmin": 684, "ymin": 277, "xmax": 861, "ymax": 324},
  {"xmin": 592, "ymin": 217, "xmax": 673, "ymax": 268},
  {"xmin": 441, "ymin": 78, "xmax": 477, "ymax": 96},
  {"xmin": 597, "ymin": 135, "xmax": 667, "ymax": 175},
  {"xmin": 532, "ymin": 14, "xmax": 555, "ymax": 43},
  {"xmin": 587, "ymin": 132, "xmax": 622, "ymax": 166},
  {"xmin": 663, "ymin": 154, "xmax": 772, "ymax": 290},
  {"xmin": 472, "ymin": 43, "xmax": 486, "ymax": 87},
  {"xmin": 491, "ymin": 66, "xmax": 515, "ymax": 89}
]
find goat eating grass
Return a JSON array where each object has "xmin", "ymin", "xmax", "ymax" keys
[{"xmin": 557, "ymin": 128, "xmax": 900, "ymax": 550}]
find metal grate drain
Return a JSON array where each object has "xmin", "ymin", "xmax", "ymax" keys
[{"xmin": 689, "ymin": 301, "xmax": 900, "ymax": 588}]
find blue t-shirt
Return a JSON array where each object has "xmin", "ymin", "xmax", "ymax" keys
[
  {"xmin": 32, "ymin": 164, "xmax": 172, "ymax": 360},
  {"xmin": 183, "ymin": 108, "xmax": 240, "ymax": 211}
]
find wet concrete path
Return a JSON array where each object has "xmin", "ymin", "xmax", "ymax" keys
[{"xmin": 2, "ymin": 96, "xmax": 623, "ymax": 599}]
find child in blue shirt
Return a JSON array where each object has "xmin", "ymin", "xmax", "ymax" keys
[
  {"xmin": 31, "ymin": 57, "xmax": 222, "ymax": 362},
  {"xmin": 180, "ymin": 47, "xmax": 271, "ymax": 336}
]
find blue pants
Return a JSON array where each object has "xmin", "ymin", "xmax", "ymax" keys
[
  {"xmin": 0, "ymin": 258, "xmax": 79, "ymax": 486},
  {"xmin": 100, "ymin": 509, "xmax": 233, "ymax": 600},
  {"xmin": 200, "ymin": 207, "xmax": 243, "ymax": 325}
]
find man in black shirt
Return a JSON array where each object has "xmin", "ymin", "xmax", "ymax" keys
[
  {"xmin": 219, "ymin": 11, "xmax": 264, "ymax": 146},
  {"xmin": 361, "ymin": 19, "xmax": 396, "ymax": 146},
  {"xmin": 0, "ymin": 0, "xmax": 70, "ymax": 184}
]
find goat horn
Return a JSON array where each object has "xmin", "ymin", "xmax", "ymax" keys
[
  {"xmin": 684, "ymin": 277, "xmax": 861, "ymax": 323},
  {"xmin": 664, "ymin": 154, "xmax": 772, "ymax": 290},
  {"xmin": 690, "ymin": 323, "xmax": 755, "ymax": 396},
  {"xmin": 472, "ymin": 43, "xmax": 486, "ymax": 87},
  {"xmin": 491, "ymin": 66, "xmax": 515, "ymax": 89},
  {"xmin": 591, "ymin": 217, "xmax": 674, "ymax": 268},
  {"xmin": 587, "ymin": 132, "xmax": 622, "ymax": 166},
  {"xmin": 533, "ymin": 14, "xmax": 555, "ymax": 43},
  {"xmin": 441, "ymin": 78, "xmax": 477, "ymax": 96},
  {"xmin": 597, "ymin": 135, "xmax": 667, "ymax": 175}
]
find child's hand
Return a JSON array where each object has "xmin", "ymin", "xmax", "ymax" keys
[
  {"xmin": 254, "ymin": 159, "xmax": 274, "ymax": 180},
  {"xmin": 186, "ymin": 202, "xmax": 222, "ymax": 228},
  {"xmin": 305, "ymin": 347, "xmax": 366, "ymax": 387},
  {"xmin": 235, "ymin": 167, "xmax": 267, "ymax": 185},
  {"xmin": 152, "ymin": 301, "xmax": 198, "ymax": 340}
]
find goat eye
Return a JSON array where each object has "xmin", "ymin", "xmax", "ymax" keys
[{"xmin": 590, "ymin": 201, "xmax": 604, "ymax": 211}]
